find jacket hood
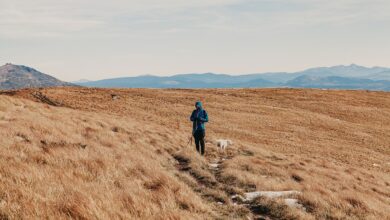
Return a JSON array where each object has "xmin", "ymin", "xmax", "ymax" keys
[{"xmin": 195, "ymin": 101, "xmax": 203, "ymax": 109}]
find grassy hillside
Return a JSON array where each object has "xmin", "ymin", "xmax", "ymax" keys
[{"xmin": 1, "ymin": 88, "xmax": 389, "ymax": 219}]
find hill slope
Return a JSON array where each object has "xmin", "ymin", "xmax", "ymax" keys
[
  {"xmin": 78, "ymin": 73, "xmax": 277, "ymax": 88},
  {"xmin": 1, "ymin": 88, "xmax": 389, "ymax": 219},
  {"xmin": 286, "ymin": 75, "xmax": 390, "ymax": 90},
  {"xmin": 0, "ymin": 63, "xmax": 72, "ymax": 90}
]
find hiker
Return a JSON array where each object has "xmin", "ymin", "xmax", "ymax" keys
[{"xmin": 190, "ymin": 101, "xmax": 209, "ymax": 155}]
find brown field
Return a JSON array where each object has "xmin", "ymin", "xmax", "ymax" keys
[{"xmin": 0, "ymin": 87, "xmax": 389, "ymax": 219}]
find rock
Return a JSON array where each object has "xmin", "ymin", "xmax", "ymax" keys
[
  {"xmin": 243, "ymin": 191, "xmax": 301, "ymax": 201},
  {"xmin": 15, "ymin": 136, "xmax": 26, "ymax": 142},
  {"xmin": 111, "ymin": 94, "xmax": 120, "ymax": 100},
  {"xmin": 231, "ymin": 195, "xmax": 246, "ymax": 203},
  {"xmin": 209, "ymin": 163, "xmax": 219, "ymax": 169},
  {"xmin": 232, "ymin": 191, "xmax": 305, "ymax": 211},
  {"xmin": 284, "ymin": 198, "xmax": 305, "ymax": 210}
]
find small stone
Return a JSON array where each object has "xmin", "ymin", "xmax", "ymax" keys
[
  {"xmin": 209, "ymin": 163, "xmax": 219, "ymax": 168},
  {"xmin": 243, "ymin": 191, "xmax": 301, "ymax": 202}
]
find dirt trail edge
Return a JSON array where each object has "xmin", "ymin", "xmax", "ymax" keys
[{"xmin": 172, "ymin": 146, "xmax": 281, "ymax": 220}]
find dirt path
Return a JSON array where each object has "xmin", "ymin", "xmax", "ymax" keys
[{"xmin": 172, "ymin": 146, "xmax": 272, "ymax": 220}]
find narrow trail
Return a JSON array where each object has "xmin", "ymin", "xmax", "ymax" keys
[{"xmin": 173, "ymin": 145, "xmax": 271, "ymax": 220}]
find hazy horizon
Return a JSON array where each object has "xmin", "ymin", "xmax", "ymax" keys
[
  {"xmin": 1, "ymin": 0, "xmax": 390, "ymax": 81},
  {"xmin": 3, "ymin": 62, "xmax": 389, "ymax": 82}
]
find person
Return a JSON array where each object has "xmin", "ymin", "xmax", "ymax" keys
[{"xmin": 190, "ymin": 101, "xmax": 209, "ymax": 155}]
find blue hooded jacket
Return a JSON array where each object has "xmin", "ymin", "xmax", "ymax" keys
[{"xmin": 190, "ymin": 101, "xmax": 209, "ymax": 132}]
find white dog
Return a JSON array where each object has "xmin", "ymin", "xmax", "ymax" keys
[{"xmin": 216, "ymin": 139, "xmax": 233, "ymax": 150}]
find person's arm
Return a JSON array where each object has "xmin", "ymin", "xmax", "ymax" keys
[
  {"xmin": 199, "ymin": 110, "xmax": 208, "ymax": 122},
  {"xmin": 190, "ymin": 111, "xmax": 196, "ymax": 121}
]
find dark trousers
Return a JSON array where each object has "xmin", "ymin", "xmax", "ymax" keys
[{"xmin": 193, "ymin": 130, "xmax": 205, "ymax": 155}]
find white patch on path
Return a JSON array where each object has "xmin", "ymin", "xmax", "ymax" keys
[
  {"xmin": 284, "ymin": 198, "xmax": 305, "ymax": 209},
  {"xmin": 232, "ymin": 191, "xmax": 305, "ymax": 210},
  {"xmin": 209, "ymin": 163, "xmax": 219, "ymax": 169},
  {"xmin": 244, "ymin": 191, "xmax": 301, "ymax": 201}
]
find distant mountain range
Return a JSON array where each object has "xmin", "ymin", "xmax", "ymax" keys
[
  {"xmin": 71, "ymin": 79, "xmax": 91, "ymax": 84},
  {"xmin": 0, "ymin": 63, "xmax": 72, "ymax": 90},
  {"xmin": 1, "ymin": 63, "xmax": 390, "ymax": 91},
  {"xmin": 77, "ymin": 64, "xmax": 390, "ymax": 91}
]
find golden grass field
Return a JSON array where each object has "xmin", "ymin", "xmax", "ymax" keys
[{"xmin": 0, "ymin": 87, "xmax": 389, "ymax": 219}]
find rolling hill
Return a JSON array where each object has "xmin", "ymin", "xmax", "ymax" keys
[
  {"xmin": 366, "ymin": 71, "xmax": 390, "ymax": 81},
  {"xmin": 0, "ymin": 63, "xmax": 73, "ymax": 90},
  {"xmin": 285, "ymin": 75, "xmax": 390, "ymax": 91},
  {"xmin": 0, "ymin": 87, "xmax": 389, "ymax": 219},
  {"xmin": 77, "ymin": 73, "xmax": 278, "ymax": 89}
]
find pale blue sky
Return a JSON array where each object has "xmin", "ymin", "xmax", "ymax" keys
[{"xmin": 1, "ymin": 0, "xmax": 389, "ymax": 81}]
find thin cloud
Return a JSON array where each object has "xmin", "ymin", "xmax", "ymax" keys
[
  {"xmin": 1, "ymin": 0, "xmax": 390, "ymax": 38},
  {"xmin": 0, "ymin": 0, "xmax": 389, "ymax": 81}
]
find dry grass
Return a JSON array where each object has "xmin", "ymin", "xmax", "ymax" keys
[
  {"xmin": 0, "ymin": 95, "xmax": 212, "ymax": 219},
  {"xmin": 0, "ymin": 87, "xmax": 389, "ymax": 219}
]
